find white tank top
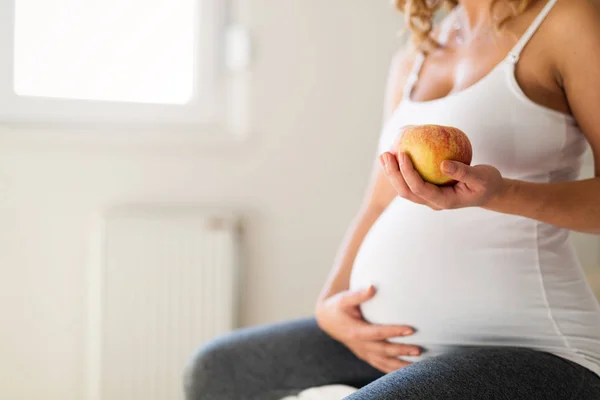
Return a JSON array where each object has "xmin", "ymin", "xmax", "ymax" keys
[{"xmin": 350, "ymin": 0, "xmax": 600, "ymax": 376}]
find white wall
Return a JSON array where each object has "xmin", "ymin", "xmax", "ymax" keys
[
  {"xmin": 0, "ymin": 1, "xmax": 401, "ymax": 399},
  {"xmin": 0, "ymin": 1, "xmax": 598, "ymax": 399}
]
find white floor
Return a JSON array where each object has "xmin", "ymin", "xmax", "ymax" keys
[{"xmin": 280, "ymin": 385, "xmax": 358, "ymax": 400}]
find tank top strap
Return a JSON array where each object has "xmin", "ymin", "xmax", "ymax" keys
[
  {"xmin": 402, "ymin": 9, "xmax": 458, "ymax": 99},
  {"xmin": 506, "ymin": 0, "xmax": 559, "ymax": 64},
  {"xmin": 437, "ymin": 12, "xmax": 457, "ymax": 46},
  {"xmin": 402, "ymin": 52, "xmax": 425, "ymax": 99}
]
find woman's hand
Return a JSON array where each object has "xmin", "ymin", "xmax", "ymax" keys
[
  {"xmin": 315, "ymin": 286, "xmax": 420, "ymax": 373},
  {"xmin": 379, "ymin": 151, "xmax": 507, "ymax": 210}
]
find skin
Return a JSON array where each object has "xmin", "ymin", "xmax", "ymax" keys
[
  {"xmin": 316, "ymin": 0, "xmax": 600, "ymax": 374},
  {"xmin": 381, "ymin": 0, "xmax": 600, "ymax": 234}
]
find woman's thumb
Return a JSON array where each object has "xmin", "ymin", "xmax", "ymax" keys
[
  {"xmin": 340, "ymin": 285, "xmax": 376, "ymax": 307},
  {"xmin": 441, "ymin": 160, "xmax": 475, "ymax": 184}
]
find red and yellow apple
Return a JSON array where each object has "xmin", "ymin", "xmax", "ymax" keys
[{"xmin": 394, "ymin": 124, "xmax": 472, "ymax": 186}]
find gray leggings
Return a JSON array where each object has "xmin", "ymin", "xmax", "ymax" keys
[{"xmin": 183, "ymin": 318, "xmax": 600, "ymax": 400}]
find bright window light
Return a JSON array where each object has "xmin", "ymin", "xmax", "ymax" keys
[{"xmin": 14, "ymin": 0, "xmax": 197, "ymax": 105}]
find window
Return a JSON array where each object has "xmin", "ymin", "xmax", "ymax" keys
[
  {"xmin": 14, "ymin": 0, "xmax": 196, "ymax": 104},
  {"xmin": 0, "ymin": 0, "xmax": 239, "ymax": 131}
]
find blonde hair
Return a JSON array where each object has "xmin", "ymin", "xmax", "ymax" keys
[{"xmin": 394, "ymin": 0, "xmax": 536, "ymax": 51}]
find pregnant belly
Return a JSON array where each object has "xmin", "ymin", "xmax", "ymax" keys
[{"xmin": 349, "ymin": 198, "xmax": 558, "ymax": 359}]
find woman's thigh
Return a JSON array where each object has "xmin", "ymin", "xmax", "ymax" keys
[
  {"xmin": 345, "ymin": 346, "xmax": 600, "ymax": 400},
  {"xmin": 183, "ymin": 317, "xmax": 383, "ymax": 400}
]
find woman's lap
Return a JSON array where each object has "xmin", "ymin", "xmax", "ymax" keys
[
  {"xmin": 183, "ymin": 317, "xmax": 383, "ymax": 400},
  {"xmin": 184, "ymin": 317, "xmax": 600, "ymax": 400},
  {"xmin": 347, "ymin": 346, "xmax": 600, "ymax": 400}
]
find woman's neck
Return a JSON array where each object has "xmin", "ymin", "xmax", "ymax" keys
[{"xmin": 457, "ymin": 0, "xmax": 494, "ymax": 30}]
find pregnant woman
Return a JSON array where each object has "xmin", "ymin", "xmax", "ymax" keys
[{"xmin": 184, "ymin": 0, "xmax": 600, "ymax": 398}]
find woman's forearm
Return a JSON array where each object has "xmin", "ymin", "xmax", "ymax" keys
[
  {"xmin": 485, "ymin": 177, "xmax": 600, "ymax": 234},
  {"xmin": 317, "ymin": 204, "xmax": 385, "ymax": 304}
]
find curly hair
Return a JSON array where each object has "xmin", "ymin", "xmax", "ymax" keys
[{"xmin": 395, "ymin": 0, "xmax": 536, "ymax": 51}]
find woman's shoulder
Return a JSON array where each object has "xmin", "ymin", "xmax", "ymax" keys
[
  {"xmin": 383, "ymin": 46, "xmax": 415, "ymax": 117},
  {"xmin": 551, "ymin": 0, "xmax": 599, "ymax": 21},
  {"xmin": 544, "ymin": 0, "xmax": 599, "ymax": 36},
  {"xmin": 543, "ymin": 0, "xmax": 600, "ymax": 78},
  {"xmin": 538, "ymin": 0, "xmax": 600, "ymax": 43}
]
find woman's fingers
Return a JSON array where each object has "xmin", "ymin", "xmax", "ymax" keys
[
  {"xmin": 351, "ymin": 322, "xmax": 414, "ymax": 341},
  {"xmin": 364, "ymin": 341, "xmax": 421, "ymax": 357},
  {"xmin": 352, "ymin": 341, "xmax": 417, "ymax": 373},
  {"xmin": 366, "ymin": 340, "xmax": 421, "ymax": 357},
  {"xmin": 398, "ymin": 153, "xmax": 444, "ymax": 205},
  {"xmin": 441, "ymin": 160, "xmax": 481, "ymax": 186},
  {"xmin": 347, "ymin": 306, "xmax": 362, "ymax": 319},
  {"xmin": 370, "ymin": 355, "xmax": 412, "ymax": 374},
  {"xmin": 379, "ymin": 153, "xmax": 424, "ymax": 203},
  {"xmin": 338, "ymin": 285, "xmax": 376, "ymax": 308},
  {"xmin": 379, "ymin": 153, "xmax": 441, "ymax": 209}
]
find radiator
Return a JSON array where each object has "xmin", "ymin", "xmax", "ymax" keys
[{"xmin": 86, "ymin": 208, "xmax": 239, "ymax": 400}]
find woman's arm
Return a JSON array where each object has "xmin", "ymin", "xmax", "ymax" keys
[
  {"xmin": 314, "ymin": 48, "xmax": 424, "ymax": 374},
  {"xmin": 317, "ymin": 48, "xmax": 415, "ymax": 303},
  {"xmin": 483, "ymin": 179, "xmax": 600, "ymax": 234},
  {"xmin": 471, "ymin": 0, "xmax": 600, "ymax": 234},
  {"xmin": 379, "ymin": 0, "xmax": 600, "ymax": 235},
  {"xmin": 317, "ymin": 164, "xmax": 397, "ymax": 302}
]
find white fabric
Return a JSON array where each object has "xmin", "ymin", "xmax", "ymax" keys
[
  {"xmin": 350, "ymin": 0, "xmax": 600, "ymax": 377},
  {"xmin": 279, "ymin": 385, "xmax": 358, "ymax": 400}
]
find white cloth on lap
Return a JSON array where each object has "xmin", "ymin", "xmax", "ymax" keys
[{"xmin": 279, "ymin": 385, "xmax": 358, "ymax": 400}]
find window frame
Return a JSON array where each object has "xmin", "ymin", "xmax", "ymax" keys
[{"xmin": 0, "ymin": 0, "xmax": 237, "ymax": 134}]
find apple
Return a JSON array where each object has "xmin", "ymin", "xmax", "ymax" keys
[{"xmin": 394, "ymin": 124, "xmax": 472, "ymax": 186}]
